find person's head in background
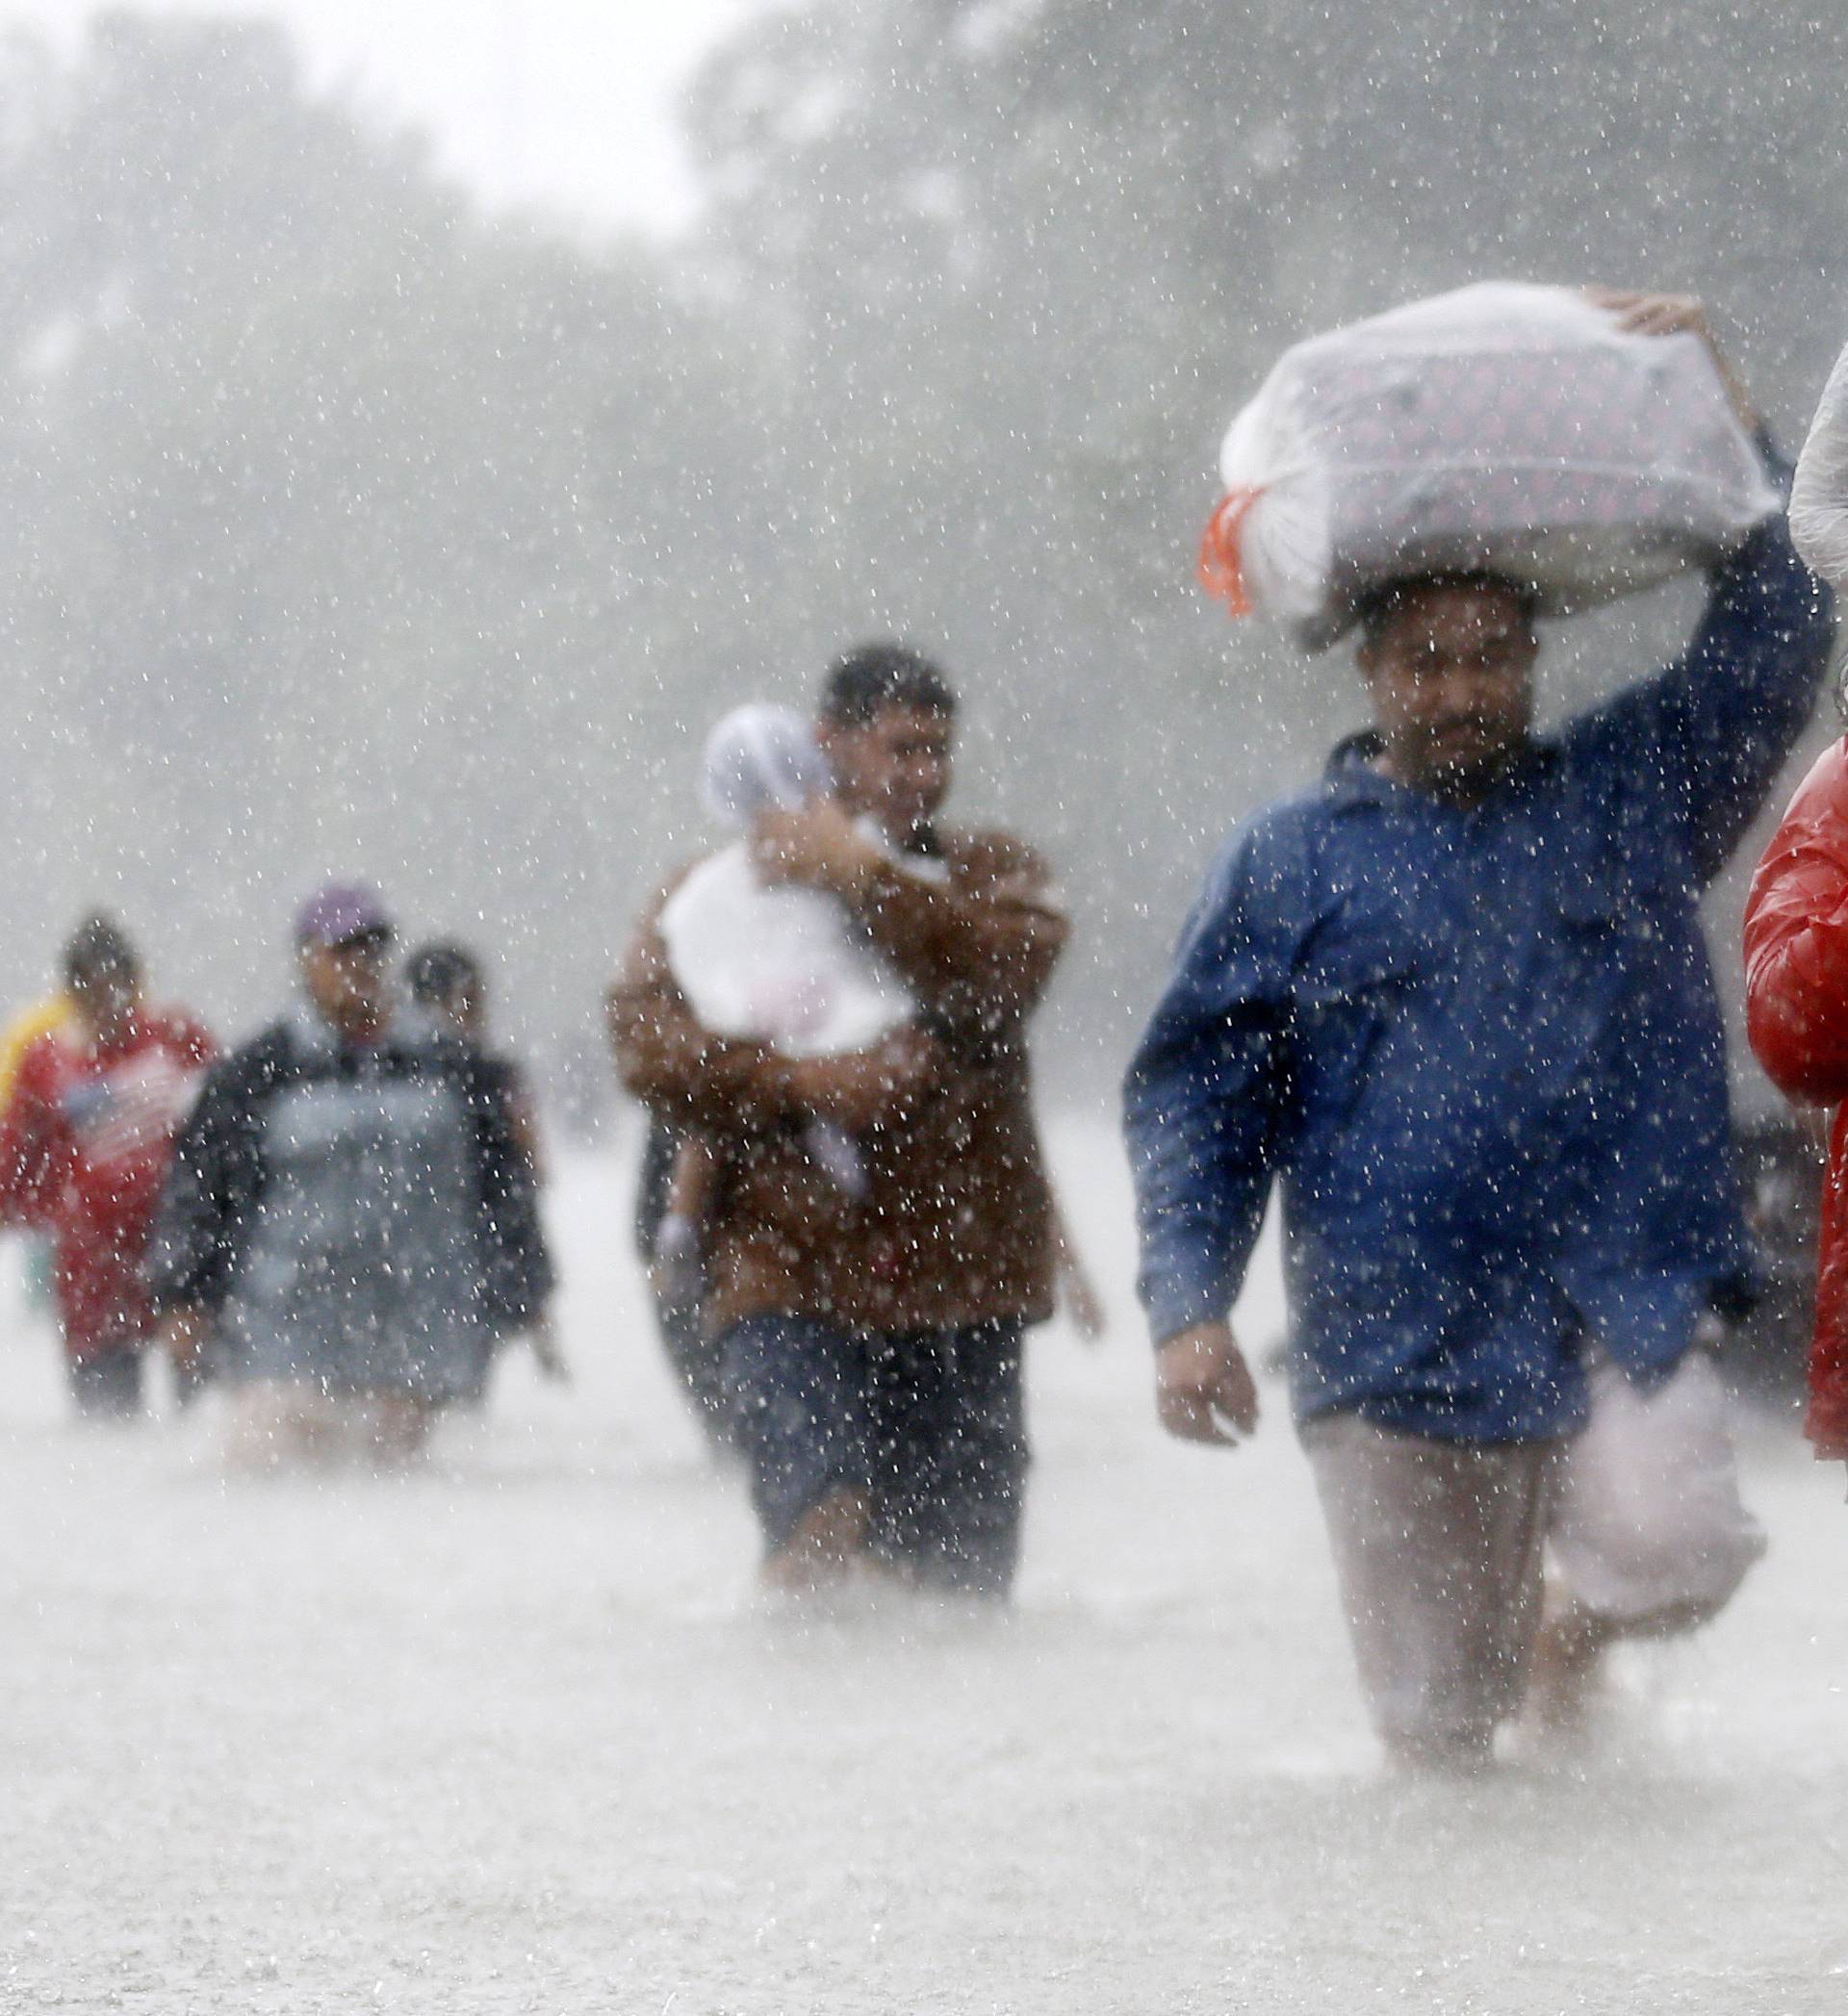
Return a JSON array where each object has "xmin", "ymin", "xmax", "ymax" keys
[
  {"xmin": 407, "ymin": 940, "xmax": 484, "ymax": 1041},
  {"xmin": 817, "ymin": 643, "xmax": 958, "ymax": 848},
  {"xmin": 64, "ymin": 914, "xmax": 142, "ymax": 1047},
  {"xmin": 295, "ymin": 883, "xmax": 394, "ymax": 1043}
]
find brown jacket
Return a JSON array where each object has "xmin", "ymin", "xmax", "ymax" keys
[{"xmin": 609, "ymin": 827, "xmax": 1067, "ymax": 1337}]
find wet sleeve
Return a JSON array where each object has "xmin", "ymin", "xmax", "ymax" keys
[
  {"xmin": 469, "ymin": 1059, "xmax": 554, "ymax": 1327},
  {"xmin": 851, "ymin": 835, "xmax": 1068, "ymax": 1028},
  {"xmin": 1791, "ymin": 342, "xmax": 1848, "ymax": 593},
  {"xmin": 606, "ymin": 891, "xmax": 817, "ymax": 1135},
  {"xmin": 175, "ymin": 1013, "xmax": 217, "ymax": 1071},
  {"xmin": 1121, "ymin": 817, "xmax": 1303, "ymax": 1346},
  {"xmin": 143, "ymin": 1056, "xmax": 254, "ymax": 1314},
  {"xmin": 1567, "ymin": 436, "xmax": 1835, "ymax": 885},
  {"xmin": 1744, "ymin": 744, "xmax": 1848, "ymax": 1106}
]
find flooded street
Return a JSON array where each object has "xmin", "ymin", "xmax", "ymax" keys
[{"xmin": 4, "ymin": 1127, "xmax": 1843, "ymax": 2014}]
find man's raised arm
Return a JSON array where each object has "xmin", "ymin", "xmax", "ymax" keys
[{"xmin": 1566, "ymin": 299, "xmax": 1836, "ymax": 883}]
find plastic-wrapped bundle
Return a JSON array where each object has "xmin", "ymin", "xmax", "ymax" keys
[
  {"xmin": 1199, "ymin": 282, "xmax": 1779, "ymax": 651},
  {"xmin": 661, "ymin": 704, "xmax": 913, "ymax": 1062},
  {"xmin": 659, "ymin": 705, "xmax": 917, "ymax": 1198},
  {"xmin": 1548, "ymin": 1349, "xmax": 1765, "ymax": 1624}
]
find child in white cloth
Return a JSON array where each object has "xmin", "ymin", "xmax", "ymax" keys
[{"xmin": 653, "ymin": 704, "xmax": 927, "ymax": 1267}]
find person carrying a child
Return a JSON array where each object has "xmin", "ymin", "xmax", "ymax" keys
[
  {"xmin": 652, "ymin": 699, "xmax": 923, "ymax": 1253},
  {"xmin": 610, "ymin": 643, "xmax": 1067, "ymax": 1596}
]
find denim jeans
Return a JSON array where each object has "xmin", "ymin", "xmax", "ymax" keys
[{"xmin": 723, "ymin": 1314, "xmax": 1029, "ymax": 1595}]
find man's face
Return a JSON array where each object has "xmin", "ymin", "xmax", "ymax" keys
[
  {"xmin": 818, "ymin": 702, "xmax": 954, "ymax": 841},
  {"xmin": 301, "ymin": 933, "xmax": 393, "ymax": 1031},
  {"xmin": 1358, "ymin": 581, "xmax": 1538, "ymax": 803}
]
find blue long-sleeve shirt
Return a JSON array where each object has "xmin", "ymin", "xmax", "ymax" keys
[{"xmin": 1124, "ymin": 483, "xmax": 1834, "ymax": 1442}]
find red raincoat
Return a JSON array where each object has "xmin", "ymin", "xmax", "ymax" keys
[
  {"xmin": 0, "ymin": 1009, "xmax": 214, "ymax": 1361},
  {"xmin": 1743, "ymin": 737, "xmax": 1848, "ymax": 1458}
]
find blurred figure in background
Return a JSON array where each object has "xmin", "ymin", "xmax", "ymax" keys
[
  {"xmin": 0, "ymin": 985, "xmax": 77, "ymax": 1113},
  {"xmin": 407, "ymin": 938, "xmax": 565, "ymax": 1391},
  {"xmin": 1742, "ymin": 338, "xmax": 1848, "ymax": 1479},
  {"xmin": 632, "ymin": 1115, "xmax": 732, "ymax": 1448},
  {"xmin": 0, "ymin": 977, "xmax": 79, "ymax": 1325},
  {"xmin": 0, "ymin": 916, "xmax": 214, "ymax": 1420},
  {"xmin": 149, "ymin": 885, "xmax": 552, "ymax": 1465}
]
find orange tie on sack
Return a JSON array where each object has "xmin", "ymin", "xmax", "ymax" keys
[{"xmin": 1196, "ymin": 487, "xmax": 1264, "ymax": 616}]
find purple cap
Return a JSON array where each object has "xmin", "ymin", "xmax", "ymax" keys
[{"xmin": 295, "ymin": 881, "xmax": 392, "ymax": 949}]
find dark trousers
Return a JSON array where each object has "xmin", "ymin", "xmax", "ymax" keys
[
  {"xmin": 722, "ymin": 1314, "xmax": 1029, "ymax": 1596},
  {"xmin": 67, "ymin": 1349, "xmax": 143, "ymax": 1421},
  {"xmin": 653, "ymin": 1274, "xmax": 732, "ymax": 1450}
]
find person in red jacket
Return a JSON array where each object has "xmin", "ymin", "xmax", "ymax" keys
[
  {"xmin": 0, "ymin": 916, "xmax": 214, "ymax": 1419},
  {"xmin": 1744, "ymin": 736, "xmax": 1848, "ymax": 1467}
]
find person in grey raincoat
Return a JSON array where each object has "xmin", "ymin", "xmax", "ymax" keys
[{"xmin": 148, "ymin": 884, "xmax": 552, "ymax": 1463}]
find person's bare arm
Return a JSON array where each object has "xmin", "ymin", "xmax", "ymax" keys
[
  {"xmin": 1154, "ymin": 1321, "xmax": 1260, "ymax": 1446},
  {"xmin": 1053, "ymin": 1212, "xmax": 1108, "ymax": 1342}
]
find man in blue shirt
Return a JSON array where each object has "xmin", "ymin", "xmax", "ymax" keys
[{"xmin": 1124, "ymin": 295, "xmax": 1834, "ymax": 1769}]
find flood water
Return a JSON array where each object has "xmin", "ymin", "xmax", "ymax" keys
[{"xmin": 4, "ymin": 1123, "xmax": 1843, "ymax": 2013}]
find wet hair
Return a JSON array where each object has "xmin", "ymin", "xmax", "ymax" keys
[
  {"xmin": 63, "ymin": 913, "xmax": 139, "ymax": 988},
  {"xmin": 1355, "ymin": 573, "xmax": 1541, "ymax": 652},
  {"xmin": 406, "ymin": 940, "xmax": 481, "ymax": 1010},
  {"xmin": 819, "ymin": 643, "xmax": 958, "ymax": 728}
]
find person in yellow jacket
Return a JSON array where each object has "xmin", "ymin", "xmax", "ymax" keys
[
  {"xmin": 0, "ymin": 993, "xmax": 75, "ymax": 1105},
  {"xmin": 0, "ymin": 991, "xmax": 77, "ymax": 1317}
]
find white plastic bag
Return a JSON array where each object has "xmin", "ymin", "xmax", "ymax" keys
[
  {"xmin": 1549, "ymin": 1349, "xmax": 1766, "ymax": 1624},
  {"xmin": 1201, "ymin": 282, "xmax": 1780, "ymax": 651}
]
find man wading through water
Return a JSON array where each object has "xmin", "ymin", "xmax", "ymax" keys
[
  {"xmin": 610, "ymin": 645, "xmax": 1066, "ymax": 1595},
  {"xmin": 1125, "ymin": 295, "xmax": 1833, "ymax": 1769},
  {"xmin": 151, "ymin": 886, "xmax": 552, "ymax": 1467}
]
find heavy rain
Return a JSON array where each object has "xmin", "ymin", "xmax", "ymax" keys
[{"xmin": 3, "ymin": 3, "xmax": 1847, "ymax": 2011}]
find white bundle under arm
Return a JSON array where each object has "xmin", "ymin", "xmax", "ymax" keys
[{"xmin": 1791, "ymin": 339, "xmax": 1848, "ymax": 592}]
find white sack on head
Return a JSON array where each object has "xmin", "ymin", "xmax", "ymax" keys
[
  {"xmin": 1200, "ymin": 281, "xmax": 1780, "ymax": 652},
  {"xmin": 700, "ymin": 702, "xmax": 834, "ymax": 829}
]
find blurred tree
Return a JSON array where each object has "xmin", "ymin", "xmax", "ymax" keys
[
  {"xmin": 1, "ymin": 3, "xmax": 1843, "ymax": 1087},
  {"xmin": 683, "ymin": 0, "xmax": 1848, "ymax": 1063},
  {"xmin": 0, "ymin": 13, "xmax": 776, "ymax": 1079}
]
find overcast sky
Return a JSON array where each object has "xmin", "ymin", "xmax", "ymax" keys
[{"xmin": 0, "ymin": 0, "xmax": 763, "ymax": 233}]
